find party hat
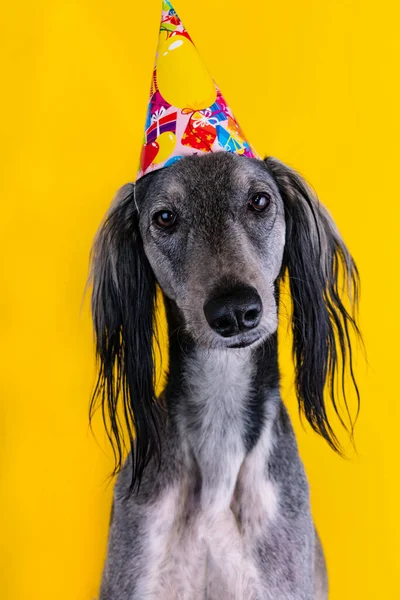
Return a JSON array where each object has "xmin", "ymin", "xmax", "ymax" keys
[{"xmin": 138, "ymin": 0, "xmax": 259, "ymax": 179}]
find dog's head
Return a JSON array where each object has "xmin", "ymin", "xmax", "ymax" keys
[
  {"xmin": 136, "ymin": 153, "xmax": 286, "ymax": 349},
  {"xmin": 90, "ymin": 153, "xmax": 360, "ymax": 489}
]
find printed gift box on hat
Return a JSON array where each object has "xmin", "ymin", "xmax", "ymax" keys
[
  {"xmin": 216, "ymin": 116, "xmax": 250, "ymax": 155},
  {"xmin": 146, "ymin": 110, "xmax": 177, "ymax": 144},
  {"xmin": 181, "ymin": 109, "xmax": 218, "ymax": 152},
  {"xmin": 208, "ymin": 91, "xmax": 232, "ymax": 123}
]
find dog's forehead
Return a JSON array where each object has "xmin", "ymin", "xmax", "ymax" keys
[{"xmin": 148, "ymin": 154, "xmax": 276, "ymax": 206}]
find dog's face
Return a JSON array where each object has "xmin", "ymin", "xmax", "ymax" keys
[{"xmin": 136, "ymin": 153, "xmax": 285, "ymax": 348}]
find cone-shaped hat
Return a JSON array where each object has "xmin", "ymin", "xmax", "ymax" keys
[{"xmin": 138, "ymin": 0, "xmax": 258, "ymax": 179}]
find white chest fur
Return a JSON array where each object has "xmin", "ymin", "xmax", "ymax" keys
[{"xmin": 181, "ymin": 349, "xmax": 253, "ymax": 513}]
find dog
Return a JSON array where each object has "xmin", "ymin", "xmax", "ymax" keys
[{"xmin": 90, "ymin": 152, "xmax": 360, "ymax": 599}]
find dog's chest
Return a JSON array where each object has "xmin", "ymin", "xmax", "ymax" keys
[
  {"xmin": 136, "ymin": 426, "xmax": 278, "ymax": 599},
  {"xmin": 152, "ymin": 503, "xmax": 263, "ymax": 599},
  {"xmin": 134, "ymin": 352, "xmax": 279, "ymax": 598}
]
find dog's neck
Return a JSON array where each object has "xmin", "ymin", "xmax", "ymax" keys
[{"xmin": 164, "ymin": 299, "xmax": 280, "ymax": 512}]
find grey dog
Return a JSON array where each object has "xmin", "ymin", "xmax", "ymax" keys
[{"xmin": 90, "ymin": 152, "xmax": 360, "ymax": 599}]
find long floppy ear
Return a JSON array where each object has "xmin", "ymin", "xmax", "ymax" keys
[
  {"xmin": 265, "ymin": 157, "xmax": 361, "ymax": 451},
  {"xmin": 90, "ymin": 182, "xmax": 161, "ymax": 492}
]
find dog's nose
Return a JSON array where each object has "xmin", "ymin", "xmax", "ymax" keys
[{"xmin": 204, "ymin": 286, "xmax": 262, "ymax": 337}]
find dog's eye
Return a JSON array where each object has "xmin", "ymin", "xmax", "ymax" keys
[
  {"xmin": 153, "ymin": 210, "xmax": 177, "ymax": 229},
  {"xmin": 248, "ymin": 193, "xmax": 271, "ymax": 212}
]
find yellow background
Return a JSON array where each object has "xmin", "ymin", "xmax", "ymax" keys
[{"xmin": 1, "ymin": 1, "xmax": 399, "ymax": 598}]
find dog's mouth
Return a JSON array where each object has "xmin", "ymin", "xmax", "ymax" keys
[{"xmin": 226, "ymin": 331, "xmax": 263, "ymax": 349}]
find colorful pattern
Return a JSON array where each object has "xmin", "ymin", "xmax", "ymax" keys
[{"xmin": 137, "ymin": 0, "xmax": 258, "ymax": 179}]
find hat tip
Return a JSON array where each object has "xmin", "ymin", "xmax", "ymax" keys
[{"xmin": 137, "ymin": 1, "xmax": 258, "ymax": 179}]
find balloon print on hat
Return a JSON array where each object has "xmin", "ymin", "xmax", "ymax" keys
[
  {"xmin": 157, "ymin": 33, "xmax": 216, "ymax": 110},
  {"xmin": 140, "ymin": 141, "xmax": 159, "ymax": 173},
  {"xmin": 152, "ymin": 131, "xmax": 176, "ymax": 164}
]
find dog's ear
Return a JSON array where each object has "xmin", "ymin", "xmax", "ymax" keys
[
  {"xmin": 265, "ymin": 157, "xmax": 361, "ymax": 451},
  {"xmin": 90, "ymin": 181, "xmax": 161, "ymax": 492}
]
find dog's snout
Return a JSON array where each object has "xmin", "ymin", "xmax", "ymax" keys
[{"xmin": 204, "ymin": 286, "xmax": 263, "ymax": 337}]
